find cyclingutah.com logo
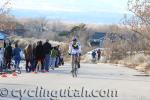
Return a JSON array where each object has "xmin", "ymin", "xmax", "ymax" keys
[{"xmin": 0, "ymin": 86, "xmax": 118, "ymax": 100}]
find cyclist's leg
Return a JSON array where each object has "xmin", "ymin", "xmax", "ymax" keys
[
  {"xmin": 77, "ymin": 54, "xmax": 80, "ymax": 68},
  {"xmin": 73, "ymin": 54, "xmax": 79, "ymax": 77},
  {"xmin": 71, "ymin": 54, "xmax": 75, "ymax": 72}
]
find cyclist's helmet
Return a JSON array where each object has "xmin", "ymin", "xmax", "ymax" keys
[
  {"xmin": 72, "ymin": 38, "xmax": 77, "ymax": 41},
  {"xmin": 72, "ymin": 37, "xmax": 77, "ymax": 42},
  {"xmin": 72, "ymin": 37, "xmax": 79, "ymax": 49}
]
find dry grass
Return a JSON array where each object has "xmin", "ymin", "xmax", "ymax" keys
[{"xmin": 118, "ymin": 53, "xmax": 150, "ymax": 74}]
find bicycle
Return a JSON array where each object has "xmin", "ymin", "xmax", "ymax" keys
[
  {"xmin": 91, "ymin": 57, "xmax": 97, "ymax": 64},
  {"xmin": 71, "ymin": 53, "xmax": 80, "ymax": 77}
]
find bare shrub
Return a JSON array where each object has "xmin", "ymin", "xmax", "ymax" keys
[
  {"xmin": 131, "ymin": 54, "xmax": 146, "ymax": 65},
  {"xmin": 121, "ymin": 53, "xmax": 150, "ymax": 69}
]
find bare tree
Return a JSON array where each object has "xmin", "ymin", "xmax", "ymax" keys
[
  {"xmin": 23, "ymin": 17, "xmax": 49, "ymax": 38},
  {"xmin": 123, "ymin": 0, "xmax": 150, "ymax": 40},
  {"xmin": 0, "ymin": 0, "xmax": 11, "ymax": 16},
  {"xmin": 0, "ymin": 0, "xmax": 15, "ymax": 33},
  {"xmin": 49, "ymin": 20, "xmax": 66, "ymax": 32}
]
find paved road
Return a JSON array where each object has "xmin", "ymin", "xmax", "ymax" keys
[{"xmin": 0, "ymin": 63, "xmax": 150, "ymax": 100}]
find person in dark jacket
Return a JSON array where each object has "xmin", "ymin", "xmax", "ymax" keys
[
  {"xmin": 32, "ymin": 43, "xmax": 36, "ymax": 72},
  {"xmin": 4, "ymin": 42, "xmax": 12, "ymax": 69},
  {"xmin": 43, "ymin": 39, "xmax": 52, "ymax": 72},
  {"xmin": 4, "ymin": 40, "xmax": 6, "ymax": 48},
  {"xmin": 35, "ymin": 41, "xmax": 44, "ymax": 73}
]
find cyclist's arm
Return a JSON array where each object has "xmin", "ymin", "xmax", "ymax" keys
[
  {"xmin": 78, "ymin": 43, "xmax": 82, "ymax": 54},
  {"xmin": 68, "ymin": 43, "xmax": 72, "ymax": 54}
]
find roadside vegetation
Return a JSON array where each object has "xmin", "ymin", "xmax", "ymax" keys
[{"xmin": 0, "ymin": 0, "xmax": 150, "ymax": 73}]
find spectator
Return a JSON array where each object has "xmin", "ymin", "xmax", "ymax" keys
[
  {"xmin": 4, "ymin": 40, "xmax": 6, "ymax": 48},
  {"xmin": 43, "ymin": 39, "xmax": 52, "ymax": 72},
  {"xmin": 35, "ymin": 41, "xmax": 44, "ymax": 73},
  {"xmin": 13, "ymin": 43, "xmax": 22, "ymax": 70},
  {"xmin": 4, "ymin": 42, "xmax": 12, "ymax": 70},
  {"xmin": 60, "ymin": 53, "xmax": 64, "ymax": 66},
  {"xmin": 24, "ymin": 44, "xmax": 33, "ymax": 72},
  {"xmin": 0, "ymin": 47, "xmax": 4, "ymax": 70},
  {"xmin": 55, "ymin": 45, "xmax": 61, "ymax": 68},
  {"xmin": 32, "ymin": 43, "xmax": 36, "ymax": 72},
  {"xmin": 50, "ymin": 47, "xmax": 58, "ymax": 70}
]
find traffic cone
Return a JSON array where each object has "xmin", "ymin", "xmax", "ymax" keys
[
  {"xmin": 1, "ymin": 73, "xmax": 7, "ymax": 78},
  {"xmin": 34, "ymin": 72, "xmax": 37, "ymax": 74},
  {"xmin": 12, "ymin": 72, "xmax": 17, "ymax": 77}
]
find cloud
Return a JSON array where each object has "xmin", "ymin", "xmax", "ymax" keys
[
  {"xmin": 12, "ymin": 0, "xmax": 129, "ymax": 14},
  {"xmin": 12, "ymin": 0, "xmax": 82, "ymax": 12}
]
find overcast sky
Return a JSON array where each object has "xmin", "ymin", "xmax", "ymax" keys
[{"xmin": 10, "ymin": 0, "xmax": 130, "ymax": 24}]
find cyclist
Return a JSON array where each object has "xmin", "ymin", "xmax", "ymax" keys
[
  {"xmin": 92, "ymin": 50, "xmax": 96, "ymax": 62},
  {"xmin": 68, "ymin": 37, "xmax": 81, "ymax": 72}
]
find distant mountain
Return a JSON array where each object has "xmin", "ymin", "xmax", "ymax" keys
[{"xmin": 11, "ymin": 9, "xmax": 124, "ymax": 24}]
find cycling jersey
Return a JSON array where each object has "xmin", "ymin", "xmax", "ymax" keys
[{"xmin": 68, "ymin": 42, "xmax": 81, "ymax": 55}]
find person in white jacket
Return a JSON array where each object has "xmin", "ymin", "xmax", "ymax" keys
[
  {"xmin": 68, "ymin": 37, "xmax": 81, "ymax": 69},
  {"xmin": 0, "ymin": 47, "xmax": 4, "ymax": 68}
]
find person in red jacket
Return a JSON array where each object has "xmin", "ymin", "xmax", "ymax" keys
[{"xmin": 97, "ymin": 49, "xmax": 101, "ymax": 61}]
